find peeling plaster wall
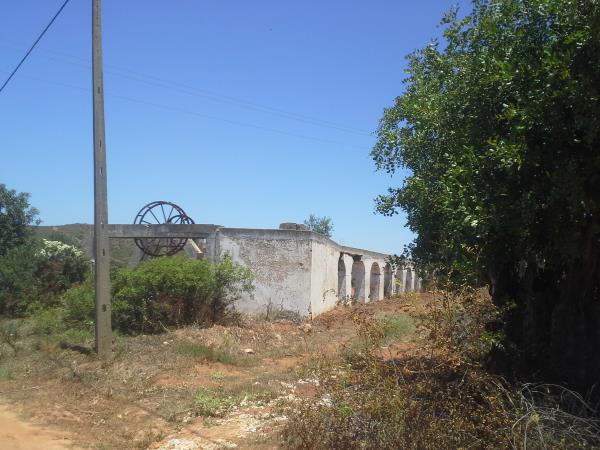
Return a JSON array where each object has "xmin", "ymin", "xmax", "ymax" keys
[
  {"xmin": 310, "ymin": 240, "xmax": 342, "ymax": 316},
  {"xmin": 214, "ymin": 228, "xmax": 313, "ymax": 315},
  {"xmin": 207, "ymin": 227, "xmax": 422, "ymax": 318}
]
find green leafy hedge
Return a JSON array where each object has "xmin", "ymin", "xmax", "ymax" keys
[{"xmin": 63, "ymin": 255, "xmax": 254, "ymax": 335}]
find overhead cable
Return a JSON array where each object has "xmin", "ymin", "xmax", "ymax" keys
[
  {"xmin": 0, "ymin": 37, "xmax": 370, "ymax": 135},
  {"xmin": 0, "ymin": 0, "xmax": 71, "ymax": 95}
]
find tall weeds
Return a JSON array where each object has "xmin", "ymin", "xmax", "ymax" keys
[{"xmin": 282, "ymin": 288, "xmax": 600, "ymax": 449}]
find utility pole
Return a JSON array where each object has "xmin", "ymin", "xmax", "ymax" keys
[{"xmin": 92, "ymin": 0, "xmax": 111, "ymax": 358}]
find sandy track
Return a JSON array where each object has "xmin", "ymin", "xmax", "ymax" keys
[{"xmin": 0, "ymin": 403, "xmax": 79, "ymax": 450}]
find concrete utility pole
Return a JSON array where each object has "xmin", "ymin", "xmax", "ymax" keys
[{"xmin": 92, "ymin": 0, "xmax": 112, "ymax": 358}]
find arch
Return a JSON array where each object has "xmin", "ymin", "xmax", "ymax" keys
[
  {"xmin": 405, "ymin": 269, "xmax": 413, "ymax": 293},
  {"xmin": 338, "ymin": 256, "xmax": 346, "ymax": 298},
  {"xmin": 351, "ymin": 260, "xmax": 365, "ymax": 302},
  {"xmin": 384, "ymin": 264, "xmax": 393, "ymax": 298},
  {"xmin": 369, "ymin": 262, "xmax": 381, "ymax": 301}
]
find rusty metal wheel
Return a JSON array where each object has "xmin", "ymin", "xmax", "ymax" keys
[{"xmin": 133, "ymin": 201, "xmax": 194, "ymax": 257}]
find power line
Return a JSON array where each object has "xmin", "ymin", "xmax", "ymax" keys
[
  {"xmin": 22, "ymin": 74, "xmax": 370, "ymax": 150},
  {"xmin": 0, "ymin": 38, "xmax": 372, "ymax": 136},
  {"xmin": 106, "ymin": 70, "xmax": 373, "ymax": 136},
  {"xmin": 0, "ymin": 0, "xmax": 71, "ymax": 95}
]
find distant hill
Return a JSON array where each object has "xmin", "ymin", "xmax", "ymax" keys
[{"xmin": 36, "ymin": 224, "xmax": 137, "ymax": 267}]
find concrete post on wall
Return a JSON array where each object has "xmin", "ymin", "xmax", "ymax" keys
[
  {"xmin": 378, "ymin": 260, "xmax": 386, "ymax": 300},
  {"xmin": 393, "ymin": 269, "xmax": 400, "ymax": 295},
  {"xmin": 405, "ymin": 269, "xmax": 414, "ymax": 293},
  {"xmin": 343, "ymin": 254, "xmax": 353, "ymax": 301},
  {"xmin": 363, "ymin": 258, "xmax": 372, "ymax": 303},
  {"xmin": 383, "ymin": 264, "xmax": 393, "ymax": 298},
  {"xmin": 411, "ymin": 271, "xmax": 418, "ymax": 292},
  {"xmin": 204, "ymin": 230, "xmax": 220, "ymax": 263},
  {"xmin": 395, "ymin": 269, "xmax": 406, "ymax": 295}
]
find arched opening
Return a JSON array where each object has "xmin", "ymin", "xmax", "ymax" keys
[
  {"xmin": 338, "ymin": 256, "xmax": 346, "ymax": 298},
  {"xmin": 369, "ymin": 263, "xmax": 381, "ymax": 301},
  {"xmin": 351, "ymin": 259, "xmax": 365, "ymax": 302},
  {"xmin": 405, "ymin": 269, "xmax": 413, "ymax": 293},
  {"xmin": 384, "ymin": 264, "xmax": 393, "ymax": 298},
  {"xmin": 395, "ymin": 268, "xmax": 403, "ymax": 294}
]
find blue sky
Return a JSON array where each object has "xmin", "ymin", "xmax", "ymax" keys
[{"xmin": 0, "ymin": 0, "xmax": 470, "ymax": 254}]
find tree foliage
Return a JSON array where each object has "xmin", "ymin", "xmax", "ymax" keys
[
  {"xmin": 0, "ymin": 184, "xmax": 39, "ymax": 256},
  {"xmin": 372, "ymin": 0, "xmax": 600, "ymax": 386},
  {"xmin": 304, "ymin": 214, "xmax": 334, "ymax": 237}
]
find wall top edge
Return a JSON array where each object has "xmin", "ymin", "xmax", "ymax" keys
[
  {"xmin": 217, "ymin": 227, "xmax": 392, "ymax": 260},
  {"xmin": 43, "ymin": 224, "xmax": 395, "ymax": 261}
]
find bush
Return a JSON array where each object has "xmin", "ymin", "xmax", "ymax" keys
[
  {"xmin": 112, "ymin": 255, "xmax": 253, "ymax": 334},
  {"xmin": 210, "ymin": 255, "xmax": 255, "ymax": 322},
  {"xmin": 31, "ymin": 306, "xmax": 67, "ymax": 336},
  {"xmin": 193, "ymin": 387, "xmax": 238, "ymax": 417},
  {"xmin": 283, "ymin": 290, "xmax": 600, "ymax": 450},
  {"xmin": 0, "ymin": 238, "xmax": 89, "ymax": 316},
  {"xmin": 376, "ymin": 313, "xmax": 415, "ymax": 344},
  {"xmin": 63, "ymin": 277, "xmax": 95, "ymax": 330},
  {"xmin": 23, "ymin": 255, "xmax": 253, "ymax": 337},
  {"xmin": 35, "ymin": 239, "xmax": 89, "ymax": 305}
]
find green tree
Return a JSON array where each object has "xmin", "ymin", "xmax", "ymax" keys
[
  {"xmin": 0, "ymin": 239, "xmax": 39, "ymax": 316},
  {"xmin": 304, "ymin": 214, "xmax": 334, "ymax": 237},
  {"xmin": 0, "ymin": 184, "xmax": 39, "ymax": 256},
  {"xmin": 372, "ymin": 0, "xmax": 600, "ymax": 386}
]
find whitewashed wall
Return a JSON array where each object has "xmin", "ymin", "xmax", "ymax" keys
[
  {"xmin": 207, "ymin": 227, "xmax": 421, "ymax": 318},
  {"xmin": 213, "ymin": 228, "xmax": 313, "ymax": 315}
]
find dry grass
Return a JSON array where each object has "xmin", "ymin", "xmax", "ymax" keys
[
  {"xmin": 6, "ymin": 292, "xmax": 591, "ymax": 449},
  {"xmin": 282, "ymin": 289, "xmax": 600, "ymax": 450},
  {"xmin": 0, "ymin": 298, "xmax": 416, "ymax": 449}
]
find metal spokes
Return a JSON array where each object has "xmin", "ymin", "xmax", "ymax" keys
[{"xmin": 133, "ymin": 201, "xmax": 194, "ymax": 256}]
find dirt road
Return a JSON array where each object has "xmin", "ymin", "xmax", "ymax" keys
[
  {"xmin": 0, "ymin": 403, "xmax": 78, "ymax": 450},
  {"xmin": 0, "ymin": 295, "xmax": 425, "ymax": 449}
]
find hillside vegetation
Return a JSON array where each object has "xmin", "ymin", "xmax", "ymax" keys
[{"xmin": 36, "ymin": 224, "xmax": 137, "ymax": 266}]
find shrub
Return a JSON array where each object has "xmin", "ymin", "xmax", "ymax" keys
[
  {"xmin": 112, "ymin": 255, "xmax": 253, "ymax": 334},
  {"xmin": 35, "ymin": 239, "xmax": 89, "ymax": 301},
  {"xmin": 209, "ymin": 255, "xmax": 254, "ymax": 322},
  {"xmin": 31, "ymin": 306, "xmax": 67, "ymax": 336},
  {"xmin": 63, "ymin": 277, "xmax": 95, "ymax": 330},
  {"xmin": 193, "ymin": 387, "xmax": 237, "ymax": 417},
  {"xmin": 283, "ymin": 289, "xmax": 600, "ymax": 450},
  {"xmin": 376, "ymin": 313, "xmax": 415, "ymax": 344},
  {"xmin": 0, "ymin": 320, "xmax": 21, "ymax": 356},
  {"xmin": 29, "ymin": 255, "xmax": 253, "ymax": 336},
  {"xmin": 0, "ymin": 238, "xmax": 89, "ymax": 316}
]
